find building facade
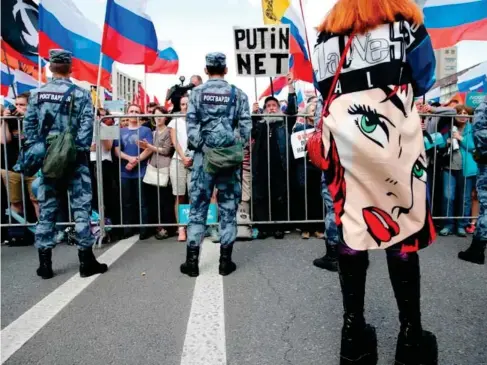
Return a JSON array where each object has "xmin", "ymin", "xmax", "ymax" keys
[
  {"xmin": 112, "ymin": 66, "xmax": 141, "ymax": 103},
  {"xmin": 434, "ymin": 46, "xmax": 458, "ymax": 81}
]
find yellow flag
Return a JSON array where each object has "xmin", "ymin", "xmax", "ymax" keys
[
  {"xmin": 90, "ymin": 87, "xmax": 101, "ymax": 108},
  {"xmin": 261, "ymin": 0, "xmax": 290, "ymax": 24}
]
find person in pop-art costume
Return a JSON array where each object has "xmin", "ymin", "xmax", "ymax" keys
[
  {"xmin": 312, "ymin": 0, "xmax": 439, "ymax": 363},
  {"xmin": 458, "ymin": 95, "xmax": 487, "ymax": 265}
]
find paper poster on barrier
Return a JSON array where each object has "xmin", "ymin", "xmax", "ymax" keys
[
  {"xmin": 291, "ymin": 128, "xmax": 315, "ymax": 159},
  {"xmin": 104, "ymin": 100, "xmax": 125, "ymax": 113},
  {"xmin": 178, "ymin": 203, "xmax": 218, "ymax": 225},
  {"xmin": 233, "ymin": 25, "xmax": 290, "ymax": 77}
]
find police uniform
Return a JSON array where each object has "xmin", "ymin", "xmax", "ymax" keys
[
  {"xmin": 311, "ymin": 94, "xmax": 339, "ymax": 271},
  {"xmin": 459, "ymin": 96, "xmax": 487, "ymax": 265},
  {"xmin": 22, "ymin": 49, "xmax": 107, "ymax": 279},
  {"xmin": 180, "ymin": 52, "xmax": 251, "ymax": 277}
]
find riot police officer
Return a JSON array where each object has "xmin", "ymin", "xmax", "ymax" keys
[
  {"xmin": 21, "ymin": 49, "xmax": 107, "ymax": 279},
  {"xmin": 180, "ymin": 52, "xmax": 251, "ymax": 277},
  {"xmin": 459, "ymin": 96, "xmax": 487, "ymax": 265}
]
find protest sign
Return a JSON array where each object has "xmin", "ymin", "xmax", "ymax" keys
[
  {"xmin": 233, "ymin": 25, "xmax": 290, "ymax": 77},
  {"xmin": 104, "ymin": 100, "xmax": 125, "ymax": 113},
  {"xmin": 291, "ymin": 128, "xmax": 315, "ymax": 159},
  {"xmin": 178, "ymin": 204, "xmax": 218, "ymax": 225}
]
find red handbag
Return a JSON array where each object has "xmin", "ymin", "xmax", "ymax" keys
[{"xmin": 307, "ymin": 34, "xmax": 355, "ymax": 170}]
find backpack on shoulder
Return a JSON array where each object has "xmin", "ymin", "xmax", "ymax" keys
[{"xmin": 42, "ymin": 85, "xmax": 78, "ymax": 179}]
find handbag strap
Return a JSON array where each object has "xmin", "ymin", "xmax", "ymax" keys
[{"xmin": 320, "ymin": 33, "xmax": 355, "ymax": 124}]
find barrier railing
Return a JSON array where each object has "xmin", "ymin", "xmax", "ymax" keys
[{"xmin": 0, "ymin": 112, "xmax": 480, "ymax": 246}]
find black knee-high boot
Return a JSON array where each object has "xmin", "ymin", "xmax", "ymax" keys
[
  {"xmin": 387, "ymin": 253, "xmax": 438, "ymax": 365},
  {"xmin": 338, "ymin": 251, "xmax": 377, "ymax": 365}
]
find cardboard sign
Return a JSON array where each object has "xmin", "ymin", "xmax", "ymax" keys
[
  {"xmin": 233, "ymin": 25, "xmax": 290, "ymax": 77},
  {"xmin": 104, "ymin": 100, "xmax": 125, "ymax": 113},
  {"xmin": 99, "ymin": 124, "xmax": 119, "ymax": 140},
  {"xmin": 291, "ymin": 128, "xmax": 315, "ymax": 159},
  {"xmin": 178, "ymin": 203, "xmax": 218, "ymax": 225}
]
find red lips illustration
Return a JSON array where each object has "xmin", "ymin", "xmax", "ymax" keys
[{"xmin": 362, "ymin": 207, "xmax": 400, "ymax": 244}]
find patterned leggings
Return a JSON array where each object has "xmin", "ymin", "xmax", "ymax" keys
[{"xmin": 338, "ymin": 243, "xmax": 417, "ymax": 262}]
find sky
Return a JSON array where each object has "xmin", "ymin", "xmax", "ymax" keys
[{"xmin": 71, "ymin": 0, "xmax": 487, "ymax": 103}]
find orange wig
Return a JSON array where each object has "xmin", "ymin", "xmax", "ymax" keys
[{"xmin": 318, "ymin": 0, "xmax": 424, "ymax": 34}]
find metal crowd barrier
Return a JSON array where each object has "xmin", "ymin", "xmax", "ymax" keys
[{"xmin": 0, "ymin": 112, "xmax": 480, "ymax": 245}]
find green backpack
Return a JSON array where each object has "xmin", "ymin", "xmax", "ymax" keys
[
  {"xmin": 42, "ymin": 85, "xmax": 78, "ymax": 179},
  {"xmin": 203, "ymin": 85, "xmax": 244, "ymax": 174}
]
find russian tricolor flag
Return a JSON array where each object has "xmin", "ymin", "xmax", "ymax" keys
[
  {"xmin": 104, "ymin": 89, "xmax": 113, "ymax": 101},
  {"xmin": 14, "ymin": 70, "xmax": 38, "ymax": 94},
  {"xmin": 424, "ymin": 0, "xmax": 487, "ymax": 49},
  {"xmin": 145, "ymin": 41, "xmax": 179, "ymax": 74},
  {"xmin": 39, "ymin": 0, "xmax": 114, "ymax": 90},
  {"xmin": 1, "ymin": 63, "xmax": 14, "ymax": 97},
  {"xmin": 259, "ymin": 76, "xmax": 288, "ymax": 99},
  {"xmin": 102, "ymin": 0, "xmax": 158, "ymax": 65},
  {"xmin": 296, "ymin": 89, "xmax": 305, "ymax": 108},
  {"xmin": 457, "ymin": 62, "xmax": 487, "ymax": 92},
  {"xmin": 262, "ymin": 0, "xmax": 314, "ymax": 84}
]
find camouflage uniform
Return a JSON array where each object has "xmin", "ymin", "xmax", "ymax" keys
[
  {"xmin": 312, "ymin": 94, "xmax": 339, "ymax": 271},
  {"xmin": 459, "ymin": 96, "xmax": 487, "ymax": 264},
  {"xmin": 181, "ymin": 52, "xmax": 251, "ymax": 277},
  {"xmin": 20, "ymin": 50, "xmax": 107, "ymax": 279},
  {"xmin": 322, "ymin": 176, "xmax": 339, "ymax": 245}
]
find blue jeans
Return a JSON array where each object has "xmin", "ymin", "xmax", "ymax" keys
[{"xmin": 442, "ymin": 170, "xmax": 475, "ymax": 230}]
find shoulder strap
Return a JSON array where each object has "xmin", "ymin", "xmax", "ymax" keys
[
  {"xmin": 321, "ymin": 33, "xmax": 355, "ymax": 121},
  {"xmin": 40, "ymin": 84, "xmax": 78, "ymax": 138},
  {"xmin": 226, "ymin": 85, "xmax": 236, "ymax": 117}
]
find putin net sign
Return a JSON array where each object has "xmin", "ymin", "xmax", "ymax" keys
[{"xmin": 233, "ymin": 25, "xmax": 290, "ymax": 77}]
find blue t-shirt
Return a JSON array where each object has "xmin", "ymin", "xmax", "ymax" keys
[{"xmin": 113, "ymin": 126, "xmax": 153, "ymax": 179}]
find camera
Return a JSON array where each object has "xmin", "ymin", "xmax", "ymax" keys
[{"xmin": 166, "ymin": 76, "xmax": 196, "ymax": 113}]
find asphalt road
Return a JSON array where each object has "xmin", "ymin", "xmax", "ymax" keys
[{"xmin": 1, "ymin": 234, "xmax": 486, "ymax": 365}]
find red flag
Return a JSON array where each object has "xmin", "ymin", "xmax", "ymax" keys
[
  {"xmin": 154, "ymin": 95, "xmax": 160, "ymax": 105},
  {"xmin": 138, "ymin": 84, "xmax": 151, "ymax": 111}
]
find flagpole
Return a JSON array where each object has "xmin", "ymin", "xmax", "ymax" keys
[
  {"xmin": 253, "ymin": 77, "xmax": 258, "ymax": 102},
  {"xmin": 38, "ymin": 57, "xmax": 42, "ymax": 87},
  {"xmin": 143, "ymin": 69, "xmax": 147, "ymax": 113},
  {"xmin": 94, "ymin": 52, "xmax": 104, "ymax": 248},
  {"xmin": 298, "ymin": 0, "xmax": 317, "ymax": 96}
]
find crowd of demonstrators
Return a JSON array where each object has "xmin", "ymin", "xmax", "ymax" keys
[
  {"xmin": 417, "ymin": 101, "xmax": 479, "ymax": 237},
  {"xmin": 0, "ymin": 73, "xmax": 483, "ymax": 263},
  {"xmin": 251, "ymin": 74, "xmax": 297, "ymax": 239},
  {"xmin": 168, "ymin": 96, "xmax": 192, "ymax": 241},
  {"xmin": 292, "ymin": 102, "xmax": 325, "ymax": 240},
  {"xmin": 138, "ymin": 106, "xmax": 176, "ymax": 239}
]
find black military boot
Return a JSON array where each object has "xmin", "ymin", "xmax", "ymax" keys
[
  {"xmin": 313, "ymin": 242, "xmax": 338, "ymax": 272},
  {"xmin": 387, "ymin": 253, "xmax": 438, "ymax": 365},
  {"xmin": 458, "ymin": 238, "xmax": 486, "ymax": 265},
  {"xmin": 338, "ymin": 252, "xmax": 378, "ymax": 365},
  {"xmin": 219, "ymin": 245, "xmax": 237, "ymax": 276},
  {"xmin": 78, "ymin": 248, "xmax": 108, "ymax": 278},
  {"xmin": 180, "ymin": 246, "xmax": 200, "ymax": 277},
  {"xmin": 37, "ymin": 248, "xmax": 54, "ymax": 279}
]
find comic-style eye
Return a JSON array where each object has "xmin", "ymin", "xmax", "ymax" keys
[
  {"xmin": 349, "ymin": 104, "xmax": 390, "ymax": 148},
  {"xmin": 412, "ymin": 159, "xmax": 427, "ymax": 183}
]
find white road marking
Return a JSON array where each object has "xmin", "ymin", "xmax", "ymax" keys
[
  {"xmin": 180, "ymin": 240, "xmax": 226, "ymax": 365},
  {"xmin": 1, "ymin": 236, "xmax": 139, "ymax": 364}
]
